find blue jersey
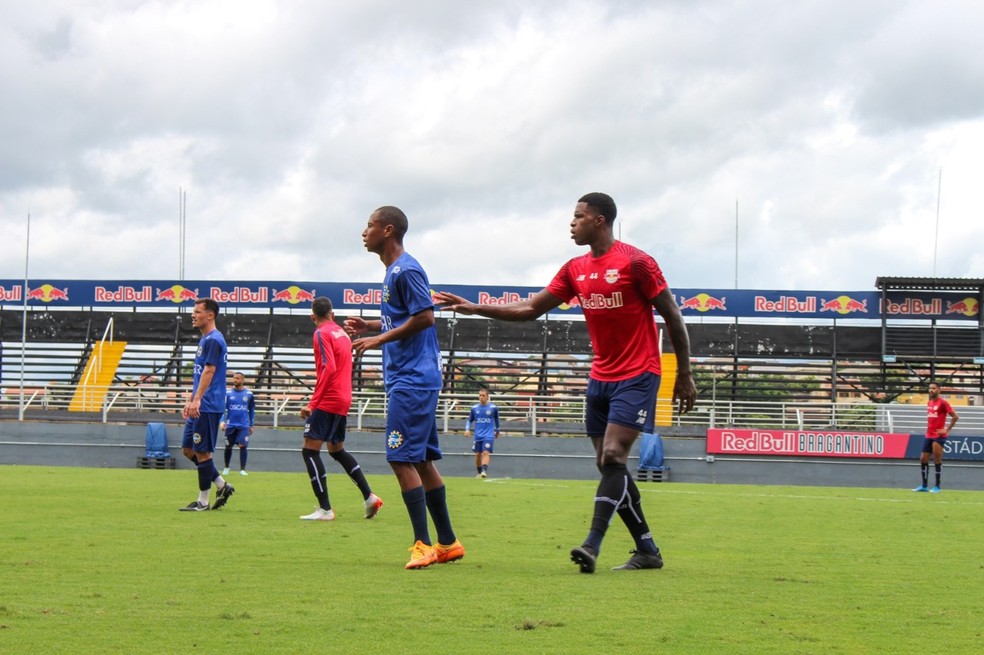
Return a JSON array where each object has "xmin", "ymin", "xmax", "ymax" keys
[
  {"xmin": 194, "ymin": 329, "xmax": 228, "ymax": 413},
  {"xmin": 466, "ymin": 402, "xmax": 500, "ymax": 440},
  {"xmin": 222, "ymin": 387, "xmax": 255, "ymax": 428},
  {"xmin": 380, "ymin": 252, "xmax": 442, "ymax": 391}
]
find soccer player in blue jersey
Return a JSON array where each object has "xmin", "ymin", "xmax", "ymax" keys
[
  {"xmin": 346, "ymin": 205, "xmax": 464, "ymax": 569},
  {"xmin": 180, "ymin": 298, "xmax": 235, "ymax": 511},
  {"xmin": 466, "ymin": 387, "xmax": 500, "ymax": 478},
  {"xmin": 220, "ymin": 371, "xmax": 255, "ymax": 476}
]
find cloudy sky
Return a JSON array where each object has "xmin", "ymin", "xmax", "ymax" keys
[{"xmin": 2, "ymin": 0, "xmax": 983, "ymax": 292}]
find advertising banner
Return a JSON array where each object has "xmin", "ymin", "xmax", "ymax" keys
[
  {"xmin": 706, "ymin": 428, "xmax": 912, "ymax": 459},
  {"xmin": 0, "ymin": 280, "xmax": 980, "ymax": 320}
]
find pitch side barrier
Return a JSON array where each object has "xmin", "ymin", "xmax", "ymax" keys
[{"xmin": 3, "ymin": 421, "xmax": 984, "ymax": 490}]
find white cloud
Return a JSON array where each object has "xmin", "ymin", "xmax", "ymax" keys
[{"xmin": 2, "ymin": 0, "xmax": 984, "ymax": 291}]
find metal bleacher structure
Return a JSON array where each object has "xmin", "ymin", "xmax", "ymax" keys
[{"xmin": 2, "ymin": 275, "xmax": 984, "ymax": 436}]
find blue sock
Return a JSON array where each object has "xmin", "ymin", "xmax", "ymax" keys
[
  {"xmin": 402, "ymin": 486, "xmax": 430, "ymax": 544},
  {"xmin": 240, "ymin": 447, "xmax": 248, "ymax": 470},
  {"xmin": 425, "ymin": 485, "xmax": 456, "ymax": 545}
]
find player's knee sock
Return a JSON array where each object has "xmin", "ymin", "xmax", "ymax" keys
[
  {"xmin": 329, "ymin": 449, "xmax": 372, "ymax": 499},
  {"xmin": 196, "ymin": 461, "xmax": 212, "ymax": 504},
  {"xmin": 920, "ymin": 463, "xmax": 929, "ymax": 486},
  {"xmin": 616, "ymin": 475, "xmax": 659, "ymax": 554},
  {"xmin": 224, "ymin": 445, "xmax": 233, "ymax": 468},
  {"xmin": 402, "ymin": 486, "xmax": 430, "ymax": 544},
  {"xmin": 425, "ymin": 485, "xmax": 456, "ymax": 545},
  {"xmin": 239, "ymin": 447, "xmax": 248, "ymax": 471},
  {"xmin": 935, "ymin": 463, "xmax": 942, "ymax": 487},
  {"xmin": 584, "ymin": 464, "xmax": 628, "ymax": 552},
  {"xmin": 302, "ymin": 448, "xmax": 330, "ymax": 511}
]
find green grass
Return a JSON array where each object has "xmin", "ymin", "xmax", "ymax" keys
[{"xmin": 1, "ymin": 466, "xmax": 983, "ymax": 654}]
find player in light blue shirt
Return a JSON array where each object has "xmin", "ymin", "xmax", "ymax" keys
[
  {"xmin": 220, "ymin": 371, "xmax": 255, "ymax": 476},
  {"xmin": 466, "ymin": 388, "xmax": 500, "ymax": 478},
  {"xmin": 347, "ymin": 205, "xmax": 463, "ymax": 569}
]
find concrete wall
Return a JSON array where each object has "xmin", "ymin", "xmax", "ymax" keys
[{"xmin": 3, "ymin": 419, "xmax": 983, "ymax": 491}]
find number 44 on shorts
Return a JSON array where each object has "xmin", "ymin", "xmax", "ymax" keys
[{"xmin": 636, "ymin": 409, "xmax": 648, "ymax": 424}]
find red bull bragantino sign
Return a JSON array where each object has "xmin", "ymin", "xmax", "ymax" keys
[
  {"xmin": 0, "ymin": 281, "xmax": 980, "ymax": 320},
  {"xmin": 707, "ymin": 428, "xmax": 984, "ymax": 461},
  {"xmin": 707, "ymin": 428, "xmax": 911, "ymax": 459}
]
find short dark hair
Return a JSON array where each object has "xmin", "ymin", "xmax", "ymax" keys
[
  {"xmin": 312, "ymin": 296, "xmax": 333, "ymax": 318},
  {"xmin": 578, "ymin": 192, "xmax": 617, "ymax": 225},
  {"xmin": 373, "ymin": 206, "xmax": 409, "ymax": 242},
  {"xmin": 195, "ymin": 297, "xmax": 219, "ymax": 316}
]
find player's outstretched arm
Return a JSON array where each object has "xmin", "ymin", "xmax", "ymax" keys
[
  {"xmin": 434, "ymin": 289, "xmax": 564, "ymax": 322},
  {"xmin": 343, "ymin": 316, "xmax": 381, "ymax": 337},
  {"xmin": 653, "ymin": 288, "xmax": 697, "ymax": 414}
]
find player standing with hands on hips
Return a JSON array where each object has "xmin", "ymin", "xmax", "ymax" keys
[
  {"xmin": 913, "ymin": 381, "xmax": 958, "ymax": 493},
  {"xmin": 466, "ymin": 388, "xmax": 500, "ymax": 478},
  {"xmin": 346, "ymin": 206, "xmax": 464, "ymax": 569},
  {"xmin": 220, "ymin": 372, "xmax": 254, "ymax": 476},
  {"xmin": 436, "ymin": 192, "xmax": 697, "ymax": 573}
]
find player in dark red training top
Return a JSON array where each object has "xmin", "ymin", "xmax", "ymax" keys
[{"xmin": 435, "ymin": 192, "xmax": 697, "ymax": 573}]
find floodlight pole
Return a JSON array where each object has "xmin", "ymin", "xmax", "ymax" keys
[{"xmin": 18, "ymin": 213, "xmax": 31, "ymax": 421}]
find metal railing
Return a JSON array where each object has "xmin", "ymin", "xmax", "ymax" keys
[{"xmin": 3, "ymin": 382, "xmax": 983, "ymax": 435}]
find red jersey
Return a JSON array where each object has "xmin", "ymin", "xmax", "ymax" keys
[
  {"xmin": 547, "ymin": 241, "xmax": 667, "ymax": 382},
  {"xmin": 926, "ymin": 397, "xmax": 954, "ymax": 437},
  {"xmin": 308, "ymin": 320, "xmax": 353, "ymax": 415}
]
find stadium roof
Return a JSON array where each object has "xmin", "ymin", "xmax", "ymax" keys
[{"xmin": 874, "ymin": 276, "xmax": 984, "ymax": 292}]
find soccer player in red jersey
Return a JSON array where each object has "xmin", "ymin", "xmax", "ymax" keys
[
  {"xmin": 913, "ymin": 381, "xmax": 959, "ymax": 493},
  {"xmin": 299, "ymin": 297, "xmax": 383, "ymax": 520},
  {"xmin": 435, "ymin": 192, "xmax": 697, "ymax": 572}
]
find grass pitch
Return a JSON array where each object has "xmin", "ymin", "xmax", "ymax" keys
[{"xmin": 1, "ymin": 465, "xmax": 982, "ymax": 654}]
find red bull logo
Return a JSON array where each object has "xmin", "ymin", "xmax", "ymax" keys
[
  {"xmin": 272, "ymin": 285, "xmax": 316, "ymax": 304},
  {"xmin": 678, "ymin": 293, "xmax": 727, "ymax": 312},
  {"xmin": 754, "ymin": 296, "xmax": 816, "ymax": 313},
  {"xmin": 95, "ymin": 285, "xmax": 153, "ymax": 302},
  {"xmin": 819, "ymin": 295, "xmax": 867, "ymax": 315},
  {"xmin": 343, "ymin": 288, "xmax": 382, "ymax": 305},
  {"xmin": 477, "ymin": 291, "xmax": 538, "ymax": 305},
  {"xmin": 208, "ymin": 286, "xmax": 268, "ymax": 304},
  {"xmin": 882, "ymin": 297, "xmax": 942, "ymax": 316},
  {"xmin": 155, "ymin": 285, "xmax": 198, "ymax": 303},
  {"xmin": 1, "ymin": 285, "xmax": 23, "ymax": 303},
  {"xmin": 26, "ymin": 284, "xmax": 70, "ymax": 303},
  {"xmin": 945, "ymin": 297, "xmax": 979, "ymax": 317},
  {"xmin": 557, "ymin": 296, "xmax": 581, "ymax": 311}
]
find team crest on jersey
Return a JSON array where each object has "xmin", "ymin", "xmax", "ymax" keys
[
  {"xmin": 387, "ymin": 430, "xmax": 404, "ymax": 449},
  {"xmin": 382, "ymin": 285, "xmax": 390, "ymax": 303},
  {"xmin": 193, "ymin": 432, "xmax": 202, "ymax": 444},
  {"xmin": 605, "ymin": 269, "xmax": 620, "ymax": 284}
]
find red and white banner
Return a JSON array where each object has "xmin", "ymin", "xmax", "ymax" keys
[{"xmin": 706, "ymin": 428, "xmax": 912, "ymax": 459}]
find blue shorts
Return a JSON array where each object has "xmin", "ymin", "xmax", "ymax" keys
[
  {"xmin": 385, "ymin": 388, "xmax": 442, "ymax": 463},
  {"xmin": 303, "ymin": 409, "xmax": 347, "ymax": 445},
  {"xmin": 922, "ymin": 436, "xmax": 947, "ymax": 453},
  {"xmin": 585, "ymin": 372, "xmax": 660, "ymax": 437},
  {"xmin": 473, "ymin": 438, "xmax": 495, "ymax": 454},
  {"xmin": 224, "ymin": 426, "xmax": 250, "ymax": 447},
  {"xmin": 182, "ymin": 413, "xmax": 221, "ymax": 454}
]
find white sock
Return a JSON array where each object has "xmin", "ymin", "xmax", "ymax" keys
[
  {"xmin": 197, "ymin": 489, "xmax": 210, "ymax": 505},
  {"xmin": 215, "ymin": 475, "xmax": 226, "ymax": 489}
]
